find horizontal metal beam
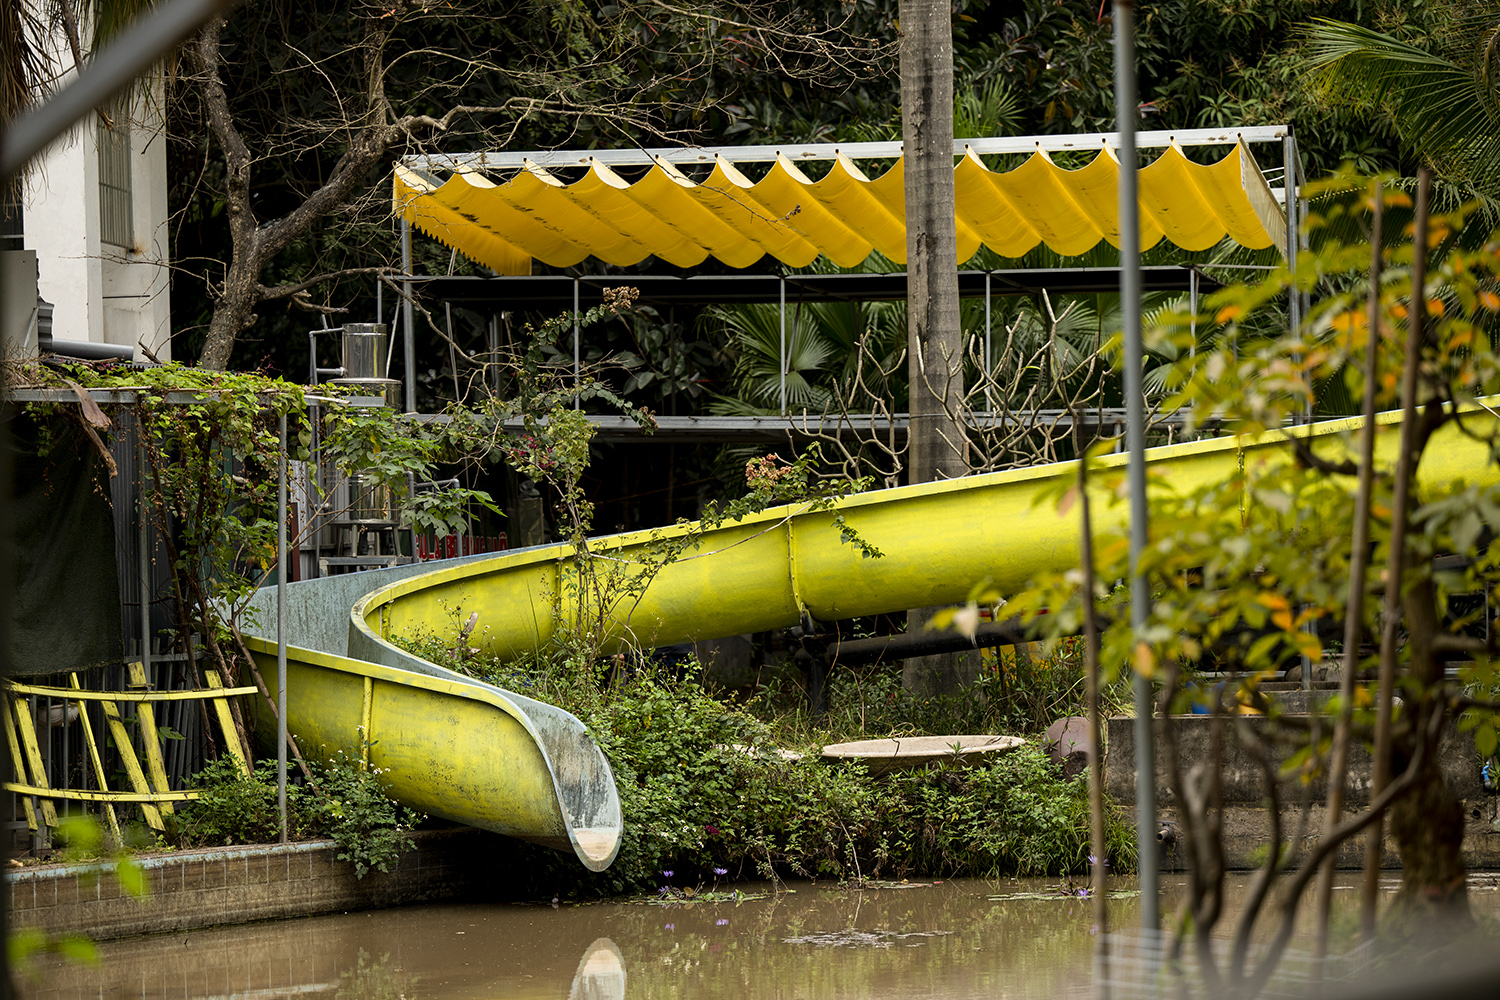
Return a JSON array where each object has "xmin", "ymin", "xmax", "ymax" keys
[
  {"xmin": 512, "ymin": 408, "xmax": 1202, "ymax": 444},
  {"xmin": 2, "ymin": 782, "xmax": 201, "ymax": 804},
  {"xmin": 402, "ymin": 126, "xmax": 1291, "ymax": 173},
  {"xmin": 424, "ymin": 265, "xmax": 1217, "ymax": 309},
  {"xmin": 4, "ymin": 682, "xmax": 258, "ymax": 701},
  {"xmin": 829, "ymin": 619, "xmax": 1030, "ymax": 665}
]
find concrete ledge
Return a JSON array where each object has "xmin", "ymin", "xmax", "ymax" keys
[{"xmin": 5, "ymin": 827, "xmax": 507, "ymax": 941}]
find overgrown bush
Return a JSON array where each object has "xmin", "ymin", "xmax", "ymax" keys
[
  {"xmin": 389, "ymin": 639, "xmax": 1136, "ymax": 896},
  {"xmin": 180, "ymin": 753, "xmax": 418, "ymax": 878}
]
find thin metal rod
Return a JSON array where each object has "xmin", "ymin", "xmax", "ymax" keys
[
  {"xmin": 1284, "ymin": 133, "xmax": 1302, "ymax": 428},
  {"xmin": 404, "ymin": 125, "xmax": 1293, "ymax": 173},
  {"xmin": 573, "ymin": 277, "xmax": 581, "ymax": 409},
  {"xmin": 1189, "ymin": 269, "xmax": 1198, "ymax": 357},
  {"xmin": 984, "ymin": 271, "xmax": 993, "ymax": 410},
  {"xmin": 276, "ymin": 413, "xmax": 289, "ymax": 844},
  {"xmin": 1114, "ymin": 0, "xmax": 1159, "ymax": 936},
  {"xmin": 401, "ymin": 218, "xmax": 417, "ymax": 414},
  {"xmin": 445, "ymin": 302, "xmax": 461, "ymax": 403},
  {"xmin": 136, "ymin": 432, "xmax": 151, "ymax": 690},
  {"xmin": 779, "ymin": 275, "xmax": 787, "ymax": 416},
  {"xmin": 0, "ymin": 0, "xmax": 238, "ymax": 178}
]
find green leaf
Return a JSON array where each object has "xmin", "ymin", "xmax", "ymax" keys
[
  {"xmin": 55, "ymin": 935, "xmax": 100, "ymax": 966},
  {"xmin": 1477, "ymin": 723, "xmax": 1497, "ymax": 760}
]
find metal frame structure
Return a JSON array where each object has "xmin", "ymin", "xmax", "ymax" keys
[
  {"xmin": 401, "ymin": 125, "xmax": 1292, "ymax": 173},
  {"xmin": 391, "ymin": 126, "xmax": 1300, "ymax": 424}
]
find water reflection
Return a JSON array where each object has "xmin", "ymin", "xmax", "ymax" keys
[
  {"xmin": 570, "ymin": 939, "xmax": 625, "ymax": 1000},
  {"xmin": 16, "ymin": 874, "xmax": 1497, "ymax": 999}
]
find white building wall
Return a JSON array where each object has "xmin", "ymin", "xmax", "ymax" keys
[
  {"xmin": 100, "ymin": 83, "xmax": 172, "ymax": 360},
  {"xmin": 19, "ymin": 24, "xmax": 171, "ymax": 361}
]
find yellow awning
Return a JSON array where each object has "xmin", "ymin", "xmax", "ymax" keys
[{"xmin": 393, "ymin": 141, "xmax": 1285, "ymax": 277}]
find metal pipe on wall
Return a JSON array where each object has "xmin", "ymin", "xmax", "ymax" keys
[{"xmin": 1113, "ymin": 0, "xmax": 1160, "ymax": 936}]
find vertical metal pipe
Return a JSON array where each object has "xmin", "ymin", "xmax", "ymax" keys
[
  {"xmin": 984, "ymin": 271, "xmax": 993, "ymax": 412},
  {"xmin": 1189, "ymin": 268, "xmax": 1198, "ymax": 358},
  {"xmin": 276, "ymin": 413, "xmax": 289, "ymax": 844},
  {"xmin": 1284, "ymin": 134, "xmax": 1300, "ymax": 424},
  {"xmin": 137, "ymin": 431, "xmax": 151, "ymax": 681},
  {"xmin": 573, "ymin": 278, "xmax": 581, "ymax": 409},
  {"xmin": 445, "ymin": 302, "xmax": 461, "ymax": 404},
  {"xmin": 779, "ymin": 275, "xmax": 787, "ymax": 416},
  {"xmin": 1114, "ymin": 0, "xmax": 1159, "ymax": 937},
  {"xmin": 401, "ymin": 218, "xmax": 417, "ymax": 414}
]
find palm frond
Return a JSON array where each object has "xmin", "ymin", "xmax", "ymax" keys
[{"xmin": 1304, "ymin": 17, "xmax": 1500, "ymax": 195}]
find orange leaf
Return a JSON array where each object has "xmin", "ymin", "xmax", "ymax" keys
[
  {"xmin": 1216, "ymin": 304, "xmax": 1243, "ymax": 324},
  {"xmin": 1133, "ymin": 641, "xmax": 1157, "ymax": 678}
]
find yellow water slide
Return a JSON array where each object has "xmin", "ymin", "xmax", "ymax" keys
[{"xmin": 242, "ymin": 405, "xmax": 1500, "ymax": 871}]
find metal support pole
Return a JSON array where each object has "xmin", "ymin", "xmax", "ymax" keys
[
  {"xmin": 984, "ymin": 271, "xmax": 993, "ymax": 411},
  {"xmin": 1284, "ymin": 134, "xmax": 1300, "ymax": 425},
  {"xmin": 445, "ymin": 303, "xmax": 461, "ymax": 404},
  {"xmin": 779, "ymin": 275, "xmax": 787, "ymax": 416},
  {"xmin": 1189, "ymin": 268, "xmax": 1198, "ymax": 358},
  {"xmin": 1114, "ymin": 0, "xmax": 1159, "ymax": 937},
  {"xmin": 0, "ymin": 0, "xmax": 236, "ymax": 178},
  {"xmin": 573, "ymin": 278, "xmax": 581, "ymax": 409},
  {"xmin": 137, "ymin": 433, "xmax": 151, "ymax": 681},
  {"xmin": 401, "ymin": 218, "xmax": 417, "ymax": 414},
  {"xmin": 276, "ymin": 414, "xmax": 289, "ymax": 844}
]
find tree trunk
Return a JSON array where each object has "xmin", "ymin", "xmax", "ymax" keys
[
  {"xmin": 1388, "ymin": 572, "xmax": 1472, "ymax": 934},
  {"xmin": 899, "ymin": 0, "xmax": 973, "ymax": 695}
]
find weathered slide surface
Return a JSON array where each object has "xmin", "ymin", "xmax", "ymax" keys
[{"xmin": 243, "ymin": 404, "xmax": 1500, "ymax": 871}]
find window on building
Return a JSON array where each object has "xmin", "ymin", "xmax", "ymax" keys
[
  {"xmin": 1, "ymin": 185, "xmax": 22, "ymax": 251},
  {"xmin": 97, "ymin": 108, "xmax": 134, "ymax": 249}
]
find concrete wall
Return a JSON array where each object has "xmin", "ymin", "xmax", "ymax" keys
[
  {"xmin": 1106, "ymin": 714, "xmax": 1500, "ymax": 871},
  {"xmin": 5, "ymin": 828, "xmax": 506, "ymax": 942}
]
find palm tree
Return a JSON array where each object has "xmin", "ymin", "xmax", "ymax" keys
[{"xmin": 1303, "ymin": 8, "xmax": 1500, "ymax": 212}]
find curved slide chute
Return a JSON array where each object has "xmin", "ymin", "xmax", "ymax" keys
[{"xmin": 243, "ymin": 404, "xmax": 1500, "ymax": 871}]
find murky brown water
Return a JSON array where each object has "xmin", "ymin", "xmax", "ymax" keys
[{"xmin": 16, "ymin": 874, "xmax": 1500, "ymax": 1000}]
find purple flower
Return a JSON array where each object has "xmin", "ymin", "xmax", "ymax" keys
[
  {"xmin": 665, "ymin": 923, "xmax": 676, "ymax": 930},
  {"xmin": 716, "ymin": 919, "xmax": 728, "ymax": 926},
  {"xmin": 662, "ymin": 870, "xmax": 674, "ymax": 878},
  {"xmin": 714, "ymin": 867, "xmax": 728, "ymax": 876},
  {"xmin": 657, "ymin": 886, "xmax": 669, "ymax": 896}
]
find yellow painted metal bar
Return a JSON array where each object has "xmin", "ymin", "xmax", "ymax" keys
[
  {"xmin": 1, "ymin": 783, "xmax": 199, "ymax": 804},
  {"xmin": 11, "ymin": 696, "xmax": 58, "ymax": 829},
  {"xmin": 99, "ymin": 697, "xmax": 165, "ymax": 832},
  {"xmin": 3, "ymin": 681, "xmax": 258, "ymax": 702},
  {"xmin": 2, "ymin": 701, "xmax": 39, "ymax": 832},
  {"xmin": 202, "ymin": 669, "xmax": 252, "ymax": 777},
  {"xmin": 69, "ymin": 673, "xmax": 121, "ymax": 845},
  {"xmin": 127, "ymin": 662, "xmax": 175, "ymax": 820}
]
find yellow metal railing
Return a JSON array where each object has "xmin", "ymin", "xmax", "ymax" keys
[{"xmin": 2, "ymin": 663, "xmax": 256, "ymax": 843}]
